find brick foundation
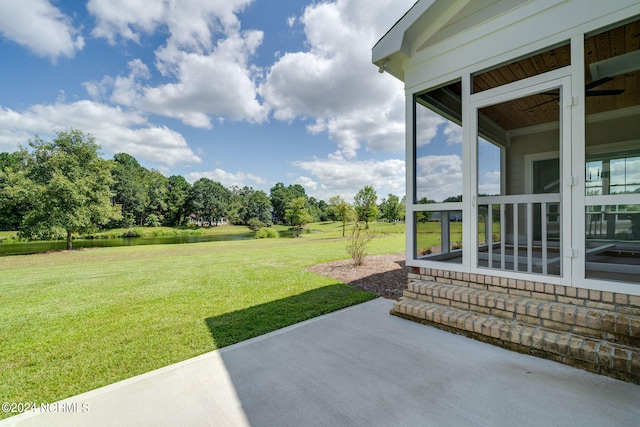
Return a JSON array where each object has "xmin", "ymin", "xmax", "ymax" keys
[{"xmin": 393, "ymin": 267, "xmax": 640, "ymax": 384}]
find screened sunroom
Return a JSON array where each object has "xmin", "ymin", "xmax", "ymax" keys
[{"xmin": 374, "ymin": 0, "xmax": 640, "ymax": 294}]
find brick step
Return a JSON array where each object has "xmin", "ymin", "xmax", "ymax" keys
[
  {"xmin": 392, "ymin": 297, "xmax": 640, "ymax": 384},
  {"xmin": 403, "ymin": 280, "xmax": 640, "ymax": 347}
]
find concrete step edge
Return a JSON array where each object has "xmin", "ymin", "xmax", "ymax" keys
[
  {"xmin": 392, "ymin": 297, "xmax": 640, "ymax": 383},
  {"xmin": 402, "ymin": 281, "xmax": 640, "ymax": 342}
]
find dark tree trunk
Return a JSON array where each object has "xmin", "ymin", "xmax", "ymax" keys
[{"xmin": 66, "ymin": 230, "xmax": 73, "ymax": 250}]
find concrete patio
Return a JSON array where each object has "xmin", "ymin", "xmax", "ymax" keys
[{"xmin": 2, "ymin": 297, "xmax": 639, "ymax": 427}]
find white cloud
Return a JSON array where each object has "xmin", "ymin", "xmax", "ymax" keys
[
  {"xmin": 416, "ymin": 104, "xmax": 446, "ymax": 147},
  {"xmin": 479, "ymin": 170, "xmax": 501, "ymax": 195},
  {"xmin": 87, "ymin": 0, "xmax": 253, "ymax": 47},
  {"xmin": 294, "ymin": 153, "xmax": 405, "ymax": 201},
  {"xmin": 0, "ymin": 0, "xmax": 84, "ymax": 62},
  {"xmin": 293, "ymin": 176, "xmax": 318, "ymax": 191},
  {"xmin": 261, "ymin": 0, "xmax": 415, "ymax": 200},
  {"xmin": 0, "ymin": 101, "xmax": 200, "ymax": 166},
  {"xmin": 87, "ymin": 0, "xmax": 165, "ymax": 44},
  {"xmin": 444, "ymin": 121, "xmax": 463, "ymax": 145},
  {"xmin": 416, "ymin": 155, "xmax": 463, "ymax": 202},
  {"xmin": 139, "ymin": 31, "xmax": 267, "ymax": 127},
  {"xmin": 84, "ymin": 0, "xmax": 415, "ymax": 198},
  {"xmin": 261, "ymin": 0, "xmax": 415, "ymax": 157},
  {"xmin": 185, "ymin": 169, "xmax": 266, "ymax": 187},
  {"xmin": 86, "ymin": 0, "xmax": 266, "ymax": 128},
  {"xmin": 307, "ymin": 99, "xmax": 406, "ymax": 158}
]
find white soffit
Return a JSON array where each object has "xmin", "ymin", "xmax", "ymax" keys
[
  {"xmin": 416, "ymin": 0, "xmax": 530, "ymax": 52},
  {"xmin": 372, "ymin": 0, "xmax": 533, "ymax": 81}
]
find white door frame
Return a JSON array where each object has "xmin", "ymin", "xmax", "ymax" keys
[{"xmin": 467, "ymin": 68, "xmax": 573, "ymax": 285}]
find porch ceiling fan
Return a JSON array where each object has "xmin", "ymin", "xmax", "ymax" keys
[
  {"xmin": 585, "ymin": 76, "xmax": 627, "ymax": 96},
  {"xmin": 523, "ymin": 50, "xmax": 640, "ymax": 111},
  {"xmin": 523, "ymin": 77, "xmax": 625, "ymax": 112}
]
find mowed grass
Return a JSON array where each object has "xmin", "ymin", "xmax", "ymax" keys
[
  {"xmin": 0, "ymin": 223, "xmax": 404, "ymax": 417},
  {"xmin": 0, "ymin": 230, "xmax": 18, "ymax": 242}
]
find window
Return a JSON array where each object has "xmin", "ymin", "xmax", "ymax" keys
[
  {"xmin": 413, "ymin": 80, "xmax": 463, "ymax": 264},
  {"xmin": 414, "ymin": 82, "xmax": 463, "ymax": 204},
  {"xmin": 584, "ymin": 17, "xmax": 640, "ymax": 284},
  {"xmin": 586, "ymin": 149, "xmax": 640, "ymax": 196}
]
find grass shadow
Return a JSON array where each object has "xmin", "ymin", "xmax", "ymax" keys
[{"xmin": 205, "ymin": 284, "xmax": 377, "ymax": 348}]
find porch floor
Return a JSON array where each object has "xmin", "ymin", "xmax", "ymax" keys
[{"xmin": 2, "ymin": 298, "xmax": 639, "ymax": 427}]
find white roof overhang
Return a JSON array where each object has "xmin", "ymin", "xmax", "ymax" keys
[{"xmin": 372, "ymin": 0, "xmax": 471, "ymax": 82}]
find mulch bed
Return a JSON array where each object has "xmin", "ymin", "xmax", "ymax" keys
[{"xmin": 306, "ymin": 252, "xmax": 409, "ymax": 299}]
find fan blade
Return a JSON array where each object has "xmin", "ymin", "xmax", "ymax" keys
[
  {"xmin": 586, "ymin": 89, "xmax": 625, "ymax": 96},
  {"xmin": 521, "ymin": 97, "xmax": 558, "ymax": 112},
  {"xmin": 586, "ymin": 77, "xmax": 614, "ymax": 90}
]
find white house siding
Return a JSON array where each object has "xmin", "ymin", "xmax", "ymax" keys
[
  {"xmin": 586, "ymin": 114, "xmax": 639, "ymax": 148},
  {"xmin": 506, "ymin": 129, "xmax": 559, "ymax": 195}
]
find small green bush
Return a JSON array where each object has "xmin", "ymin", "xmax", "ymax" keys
[
  {"xmin": 255, "ymin": 228, "xmax": 279, "ymax": 239},
  {"xmin": 248, "ymin": 218, "xmax": 266, "ymax": 231},
  {"xmin": 143, "ymin": 214, "xmax": 161, "ymax": 227},
  {"xmin": 0, "ymin": 236, "xmax": 21, "ymax": 244},
  {"xmin": 346, "ymin": 222, "xmax": 374, "ymax": 266},
  {"xmin": 120, "ymin": 228, "xmax": 142, "ymax": 238}
]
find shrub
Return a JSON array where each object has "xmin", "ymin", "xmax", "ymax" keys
[
  {"xmin": 346, "ymin": 222, "xmax": 374, "ymax": 266},
  {"xmin": 255, "ymin": 228, "xmax": 279, "ymax": 239},
  {"xmin": 143, "ymin": 214, "xmax": 161, "ymax": 227},
  {"xmin": 248, "ymin": 218, "xmax": 266, "ymax": 231},
  {"xmin": 0, "ymin": 236, "xmax": 21, "ymax": 244},
  {"xmin": 120, "ymin": 228, "xmax": 142, "ymax": 238}
]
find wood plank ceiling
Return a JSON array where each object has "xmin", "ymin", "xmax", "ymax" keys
[{"xmin": 471, "ymin": 18, "xmax": 639, "ymax": 131}]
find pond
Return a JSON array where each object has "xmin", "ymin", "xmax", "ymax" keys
[{"xmin": 0, "ymin": 232, "xmax": 257, "ymax": 256}]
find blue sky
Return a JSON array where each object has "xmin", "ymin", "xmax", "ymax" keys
[{"xmin": 0, "ymin": 0, "xmax": 422, "ymax": 202}]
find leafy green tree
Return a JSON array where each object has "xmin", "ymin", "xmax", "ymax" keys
[
  {"xmin": 243, "ymin": 189, "xmax": 273, "ymax": 225},
  {"xmin": 270, "ymin": 182, "xmax": 289, "ymax": 224},
  {"xmin": 379, "ymin": 193, "xmax": 403, "ymax": 222},
  {"xmin": 188, "ymin": 178, "xmax": 231, "ymax": 226},
  {"xmin": 416, "ymin": 197, "xmax": 432, "ymax": 222},
  {"xmin": 0, "ymin": 152, "xmax": 28, "ymax": 230},
  {"xmin": 0, "ymin": 152, "xmax": 20, "ymax": 169},
  {"xmin": 226, "ymin": 185, "xmax": 246, "ymax": 224},
  {"xmin": 8, "ymin": 130, "xmax": 119, "ymax": 249},
  {"xmin": 164, "ymin": 175, "xmax": 191, "ymax": 226},
  {"xmin": 316, "ymin": 199, "xmax": 329, "ymax": 221},
  {"xmin": 109, "ymin": 154, "xmax": 172, "ymax": 227},
  {"xmin": 285, "ymin": 196, "xmax": 313, "ymax": 236},
  {"xmin": 270, "ymin": 182, "xmax": 307, "ymax": 224},
  {"xmin": 227, "ymin": 186, "xmax": 273, "ymax": 226},
  {"xmin": 110, "ymin": 153, "xmax": 148, "ymax": 227},
  {"xmin": 307, "ymin": 196, "xmax": 329, "ymax": 222},
  {"xmin": 328, "ymin": 195, "xmax": 355, "ymax": 236},
  {"xmin": 354, "ymin": 185, "xmax": 379, "ymax": 228},
  {"xmin": 142, "ymin": 169, "xmax": 168, "ymax": 226}
]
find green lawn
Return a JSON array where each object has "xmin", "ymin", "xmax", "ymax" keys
[
  {"xmin": 0, "ymin": 230, "xmax": 18, "ymax": 242},
  {"xmin": 0, "ymin": 223, "xmax": 404, "ymax": 418}
]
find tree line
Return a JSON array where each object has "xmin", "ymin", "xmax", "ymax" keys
[{"xmin": 0, "ymin": 130, "xmax": 406, "ymax": 248}]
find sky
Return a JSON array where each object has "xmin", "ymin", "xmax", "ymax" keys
[{"xmin": 0, "ymin": 0, "xmax": 424, "ymax": 203}]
